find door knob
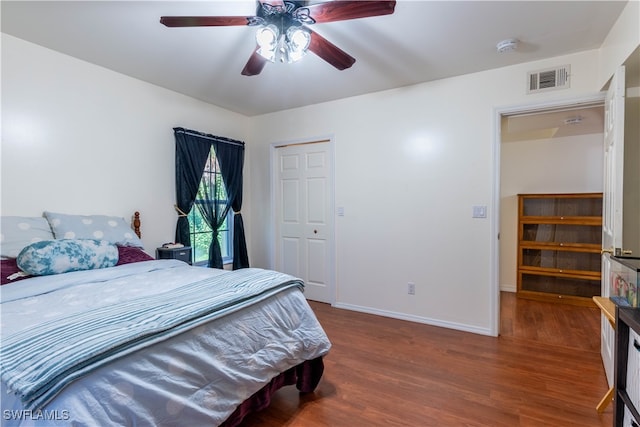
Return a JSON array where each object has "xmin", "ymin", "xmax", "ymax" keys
[{"xmin": 601, "ymin": 248, "xmax": 614, "ymax": 254}]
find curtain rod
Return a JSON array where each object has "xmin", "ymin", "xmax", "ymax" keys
[
  {"xmin": 174, "ymin": 128, "xmax": 245, "ymax": 147},
  {"xmin": 275, "ymin": 138, "xmax": 330, "ymax": 148}
]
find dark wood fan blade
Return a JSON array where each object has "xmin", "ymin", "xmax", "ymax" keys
[
  {"xmin": 305, "ymin": 1, "xmax": 396, "ymax": 24},
  {"xmin": 308, "ymin": 30, "xmax": 355, "ymax": 70},
  {"xmin": 160, "ymin": 16, "xmax": 250, "ymax": 27},
  {"xmin": 241, "ymin": 48, "xmax": 268, "ymax": 76}
]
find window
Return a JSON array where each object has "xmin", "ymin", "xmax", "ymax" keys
[{"xmin": 189, "ymin": 148, "xmax": 233, "ymax": 266}]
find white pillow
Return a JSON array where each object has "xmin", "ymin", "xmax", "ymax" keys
[
  {"xmin": 44, "ymin": 211, "xmax": 144, "ymax": 248},
  {"xmin": 1, "ymin": 216, "xmax": 55, "ymax": 258}
]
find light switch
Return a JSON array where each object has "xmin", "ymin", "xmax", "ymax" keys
[
  {"xmin": 337, "ymin": 207, "xmax": 345, "ymax": 216},
  {"xmin": 472, "ymin": 205, "xmax": 487, "ymax": 218}
]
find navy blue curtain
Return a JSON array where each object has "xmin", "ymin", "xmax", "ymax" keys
[
  {"xmin": 215, "ymin": 140, "xmax": 249, "ymax": 269},
  {"xmin": 174, "ymin": 129, "xmax": 210, "ymax": 247},
  {"xmin": 173, "ymin": 127, "xmax": 249, "ymax": 269}
]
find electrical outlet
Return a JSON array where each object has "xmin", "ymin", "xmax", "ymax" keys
[{"xmin": 407, "ymin": 282, "xmax": 416, "ymax": 295}]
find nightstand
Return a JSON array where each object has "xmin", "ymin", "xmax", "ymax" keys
[{"xmin": 156, "ymin": 246, "xmax": 192, "ymax": 265}]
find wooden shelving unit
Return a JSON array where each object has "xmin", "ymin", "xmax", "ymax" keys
[{"xmin": 517, "ymin": 193, "xmax": 603, "ymax": 306}]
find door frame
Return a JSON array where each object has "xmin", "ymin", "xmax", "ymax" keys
[
  {"xmin": 269, "ymin": 135, "xmax": 337, "ymax": 304},
  {"xmin": 491, "ymin": 93, "xmax": 606, "ymax": 336}
]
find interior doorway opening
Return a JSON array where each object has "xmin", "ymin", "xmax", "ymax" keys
[{"xmin": 492, "ymin": 95, "xmax": 605, "ymax": 335}]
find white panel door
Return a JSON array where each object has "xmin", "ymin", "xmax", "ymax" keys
[
  {"xmin": 601, "ymin": 66, "xmax": 626, "ymax": 386},
  {"xmin": 275, "ymin": 141, "xmax": 334, "ymax": 303}
]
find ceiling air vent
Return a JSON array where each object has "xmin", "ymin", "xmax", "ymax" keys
[{"xmin": 527, "ymin": 65, "xmax": 570, "ymax": 94}]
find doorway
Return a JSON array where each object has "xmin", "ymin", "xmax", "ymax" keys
[{"xmin": 493, "ymin": 95, "xmax": 606, "ymax": 335}]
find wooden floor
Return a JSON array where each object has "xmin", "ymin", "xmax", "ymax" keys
[{"xmin": 240, "ymin": 292, "xmax": 612, "ymax": 426}]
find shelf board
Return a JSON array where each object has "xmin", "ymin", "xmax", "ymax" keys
[
  {"xmin": 519, "ymin": 268, "xmax": 601, "ymax": 279},
  {"xmin": 517, "ymin": 290, "xmax": 596, "ymax": 307},
  {"xmin": 519, "ymin": 242, "xmax": 602, "ymax": 251}
]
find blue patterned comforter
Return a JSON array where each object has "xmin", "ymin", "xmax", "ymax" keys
[{"xmin": 0, "ymin": 260, "xmax": 331, "ymax": 426}]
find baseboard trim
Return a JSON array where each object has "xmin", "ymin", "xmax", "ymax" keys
[{"xmin": 331, "ymin": 302, "xmax": 495, "ymax": 337}]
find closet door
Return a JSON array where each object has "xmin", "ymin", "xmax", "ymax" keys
[{"xmin": 274, "ymin": 140, "xmax": 335, "ymax": 304}]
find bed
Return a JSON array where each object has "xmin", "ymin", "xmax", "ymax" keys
[{"xmin": 0, "ymin": 212, "xmax": 331, "ymax": 426}]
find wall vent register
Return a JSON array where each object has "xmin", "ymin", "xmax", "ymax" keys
[{"xmin": 527, "ymin": 64, "xmax": 571, "ymax": 93}]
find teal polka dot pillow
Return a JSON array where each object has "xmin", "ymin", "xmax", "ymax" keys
[
  {"xmin": 17, "ymin": 239, "xmax": 119, "ymax": 276},
  {"xmin": 44, "ymin": 211, "xmax": 143, "ymax": 248},
  {"xmin": 1, "ymin": 216, "xmax": 55, "ymax": 258}
]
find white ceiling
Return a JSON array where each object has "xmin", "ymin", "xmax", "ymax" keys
[
  {"xmin": 1, "ymin": 0, "xmax": 629, "ymax": 118},
  {"xmin": 501, "ymin": 105, "xmax": 605, "ymax": 143}
]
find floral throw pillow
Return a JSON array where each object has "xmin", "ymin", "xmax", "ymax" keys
[{"xmin": 17, "ymin": 239, "xmax": 119, "ymax": 276}]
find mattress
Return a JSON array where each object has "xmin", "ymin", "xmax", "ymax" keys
[{"xmin": 0, "ymin": 260, "xmax": 331, "ymax": 426}]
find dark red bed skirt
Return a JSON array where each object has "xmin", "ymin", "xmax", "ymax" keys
[{"xmin": 220, "ymin": 357, "xmax": 325, "ymax": 427}]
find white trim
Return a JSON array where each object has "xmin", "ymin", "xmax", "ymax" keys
[
  {"xmin": 332, "ymin": 303, "xmax": 495, "ymax": 337},
  {"xmin": 269, "ymin": 135, "xmax": 337, "ymax": 304},
  {"xmin": 490, "ymin": 108, "xmax": 502, "ymax": 337},
  {"xmin": 495, "ymin": 94, "xmax": 606, "ymax": 117},
  {"xmin": 491, "ymin": 93, "xmax": 606, "ymax": 337}
]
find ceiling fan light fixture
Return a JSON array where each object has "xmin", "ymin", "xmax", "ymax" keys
[
  {"xmin": 256, "ymin": 24, "xmax": 310, "ymax": 64},
  {"xmin": 161, "ymin": 0, "xmax": 397, "ymax": 75},
  {"xmin": 256, "ymin": 24, "xmax": 280, "ymax": 62},
  {"xmin": 256, "ymin": 24, "xmax": 279, "ymax": 48},
  {"xmin": 286, "ymin": 26, "xmax": 311, "ymax": 62},
  {"xmin": 257, "ymin": 45, "xmax": 277, "ymax": 62}
]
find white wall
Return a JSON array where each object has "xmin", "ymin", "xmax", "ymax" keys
[
  {"xmin": 1, "ymin": 34, "xmax": 249, "ymax": 253},
  {"xmin": 247, "ymin": 50, "xmax": 606, "ymax": 335},
  {"xmin": 624, "ymin": 79, "xmax": 640, "ymax": 256},
  {"xmin": 599, "ymin": 1, "xmax": 640, "ymax": 89},
  {"xmin": 499, "ymin": 133, "xmax": 604, "ymax": 292},
  {"xmin": 2, "ymin": 0, "xmax": 637, "ymax": 336}
]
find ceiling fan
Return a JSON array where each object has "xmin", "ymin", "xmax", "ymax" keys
[{"xmin": 160, "ymin": 0, "xmax": 396, "ymax": 76}]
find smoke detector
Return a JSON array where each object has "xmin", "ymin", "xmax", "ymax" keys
[{"xmin": 496, "ymin": 38, "xmax": 519, "ymax": 53}]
